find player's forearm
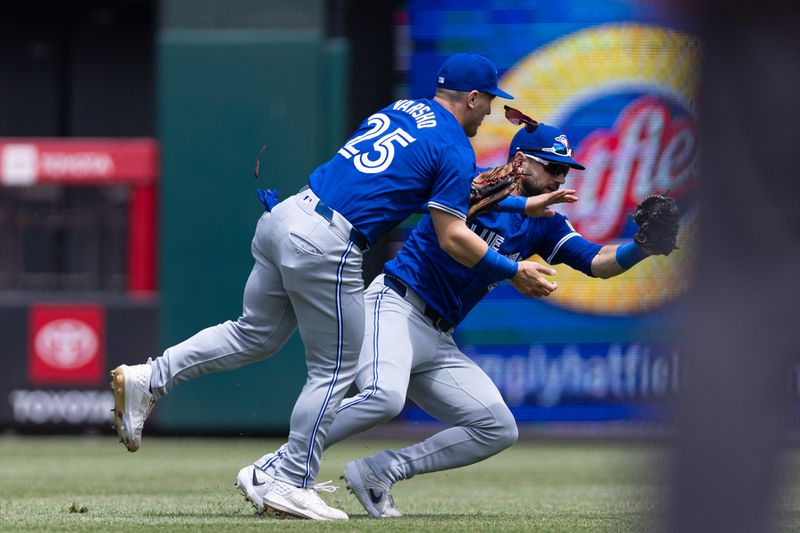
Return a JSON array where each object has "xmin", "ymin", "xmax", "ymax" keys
[
  {"xmin": 492, "ymin": 190, "xmax": 578, "ymax": 218},
  {"xmin": 438, "ymin": 222, "xmax": 523, "ymax": 281},
  {"xmin": 437, "ymin": 222, "xmax": 489, "ymax": 267},
  {"xmin": 591, "ymin": 243, "xmax": 647, "ymax": 278},
  {"xmin": 492, "ymin": 195, "xmax": 547, "ymax": 217},
  {"xmin": 430, "ymin": 208, "xmax": 519, "ymax": 277},
  {"xmin": 591, "ymin": 246, "xmax": 625, "ymax": 278}
]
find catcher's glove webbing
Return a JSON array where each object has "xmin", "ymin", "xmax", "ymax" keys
[
  {"xmin": 468, "ymin": 159, "xmax": 527, "ymax": 220},
  {"xmin": 631, "ymin": 193, "xmax": 680, "ymax": 255}
]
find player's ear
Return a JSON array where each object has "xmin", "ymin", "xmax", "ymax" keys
[
  {"xmin": 465, "ymin": 90, "xmax": 480, "ymax": 109},
  {"xmin": 513, "ymin": 151, "xmax": 527, "ymax": 166}
]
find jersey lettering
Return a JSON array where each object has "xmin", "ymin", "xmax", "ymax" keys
[
  {"xmin": 469, "ymin": 223, "xmax": 505, "ymax": 250},
  {"xmin": 338, "ymin": 113, "xmax": 417, "ymax": 175},
  {"xmin": 392, "ymin": 100, "xmax": 438, "ymax": 129},
  {"xmin": 338, "ymin": 114, "xmax": 390, "ymax": 158},
  {"xmin": 488, "ymin": 234, "xmax": 505, "ymax": 251},
  {"xmin": 354, "ymin": 128, "xmax": 417, "ymax": 174}
]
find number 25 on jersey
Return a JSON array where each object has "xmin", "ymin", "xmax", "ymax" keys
[{"xmin": 338, "ymin": 113, "xmax": 416, "ymax": 174}]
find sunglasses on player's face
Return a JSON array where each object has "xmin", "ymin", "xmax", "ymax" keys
[
  {"xmin": 516, "ymin": 142, "xmax": 575, "ymax": 159},
  {"xmin": 523, "ymin": 153, "xmax": 571, "ymax": 177},
  {"xmin": 504, "ymin": 105, "xmax": 539, "ymax": 132}
]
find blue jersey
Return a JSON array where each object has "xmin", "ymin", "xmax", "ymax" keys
[
  {"xmin": 385, "ymin": 210, "xmax": 603, "ymax": 327},
  {"xmin": 308, "ymin": 99, "xmax": 476, "ymax": 246}
]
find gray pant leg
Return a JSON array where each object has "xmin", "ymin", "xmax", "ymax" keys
[
  {"xmin": 366, "ymin": 344, "xmax": 518, "ymax": 485},
  {"xmin": 250, "ymin": 275, "xmax": 516, "ymax": 485},
  {"xmin": 267, "ymin": 193, "xmax": 365, "ymax": 488},
  {"xmin": 150, "ymin": 213, "xmax": 297, "ymax": 400},
  {"xmin": 323, "ymin": 282, "xmax": 416, "ymax": 447},
  {"xmin": 251, "ymin": 279, "xmax": 416, "ymax": 469}
]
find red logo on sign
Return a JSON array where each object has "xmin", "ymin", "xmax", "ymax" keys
[
  {"xmin": 29, "ymin": 304, "xmax": 105, "ymax": 385},
  {"xmin": 563, "ymin": 96, "xmax": 696, "ymax": 243}
]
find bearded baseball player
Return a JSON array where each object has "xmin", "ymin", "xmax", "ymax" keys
[
  {"xmin": 109, "ymin": 54, "xmax": 562, "ymax": 521},
  {"xmin": 236, "ymin": 122, "xmax": 680, "ymax": 517}
]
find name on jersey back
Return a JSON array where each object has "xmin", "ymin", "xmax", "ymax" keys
[{"xmin": 393, "ymin": 100, "xmax": 437, "ymax": 129}]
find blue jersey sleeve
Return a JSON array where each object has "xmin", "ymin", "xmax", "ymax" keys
[
  {"xmin": 426, "ymin": 144, "xmax": 474, "ymax": 219},
  {"xmin": 538, "ymin": 215, "xmax": 602, "ymax": 276},
  {"xmin": 550, "ymin": 234, "xmax": 602, "ymax": 276}
]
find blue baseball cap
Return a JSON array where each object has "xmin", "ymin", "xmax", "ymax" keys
[
  {"xmin": 508, "ymin": 123, "xmax": 585, "ymax": 170},
  {"xmin": 436, "ymin": 53, "xmax": 514, "ymax": 99}
]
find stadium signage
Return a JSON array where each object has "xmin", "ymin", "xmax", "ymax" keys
[
  {"xmin": 8, "ymin": 390, "xmax": 114, "ymax": 424},
  {"xmin": 469, "ymin": 343, "xmax": 679, "ymax": 407},
  {"xmin": 562, "ymin": 96, "xmax": 695, "ymax": 244},
  {"xmin": 29, "ymin": 304, "xmax": 105, "ymax": 385},
  {"xmin": 0, "ymin": 138, "xmax": 158, "ymax": 186},
  {"xmin": 34, "ymin": 319, "xmax": 99, "ymax": 370}
]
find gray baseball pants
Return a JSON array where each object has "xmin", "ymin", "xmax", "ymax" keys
[
  {"xmin": 150, "ymin": 188, "xmax": 365, "ymax": 488},
  {"xmin": 256, "ymin": 274, "xmax": 518, "ymax": 484}
]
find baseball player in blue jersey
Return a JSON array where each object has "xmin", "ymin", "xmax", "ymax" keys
[
  {"xmin": 109, "ymin": 53, "xmax": 559, "ymax": 521},
  {"xmin": 236, "ymin": 122, "xmax": 666, "ymax": 517}
]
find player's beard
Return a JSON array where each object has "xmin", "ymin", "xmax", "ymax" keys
[
  {"xmin": 463, "ymin": 107, "xmax": 487, "ymax": 137},
  {"xmin": 464, "ymin": 117, "xmax": 481, "ymax": 137},
  {"xmin": 519, "ymin": 176, "xmax": 544, "ymax": 197}
]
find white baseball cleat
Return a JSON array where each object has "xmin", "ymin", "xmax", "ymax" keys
[
  {"xmin": 263, "ymin": 479, "xmax": 348, "ymax": 520},
  {"xmin": 235, "ymin": 464, "xmax": 275, "ymax": 514},
  {"xmin": 110, "ymin": 362, "xmax": 156, "ymax": 452},
  {"xmin": 342, "ymin": 458, "xmax": 402, "ymax": 518},
  {"xmin": 235, "ymin": 445, "xmax": 341, "ymax": 516},
  {"xmin": 235, "ymin": 445, "xmax": 285, "ymax": 513}
]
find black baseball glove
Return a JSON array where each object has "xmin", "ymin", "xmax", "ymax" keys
[{"xmin": 631, "ymin": 193, "xmax": 680, "ymax": 255}]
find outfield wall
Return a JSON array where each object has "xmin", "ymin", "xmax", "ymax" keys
[{"xmin": 1, "ymin": 0, "xmax": 702, "ymax": 434}]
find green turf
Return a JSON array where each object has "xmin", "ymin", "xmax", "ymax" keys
[{"xmin": 0, "ymin": 435, "xmax": 666, "ymax": 531}]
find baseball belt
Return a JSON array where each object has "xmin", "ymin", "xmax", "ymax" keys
[
  {"xmin": 299, "ymin": 185, "xmax": 369, "ymax": 251},
  {"xmin": 383, "ymin": 275, "xmax": 455, "ymax": 334}
]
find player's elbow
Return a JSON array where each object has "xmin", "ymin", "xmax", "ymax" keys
[
  {"xmin": 590, "ymin": 250, "xmax": 624, "ymax": 278},
  {"xmin": 431, "ymin": 213, "xmax": 480, "ymax": 266},
  {"xmin": 437, "ymin": 233, "xmax": 461, "ymax": 256},
  {"xmin": 592, "ymin": 269, "xmax": 617, "ymax": 279},
  {"xmin": 436, "ymin": 224, "xmax": 472, "ymax": 256},
  {"xmin": 591, "ymin": 260, "xmax": 626, "ymax": 279}
]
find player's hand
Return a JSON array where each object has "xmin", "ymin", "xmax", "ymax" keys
[
  {"xmin": 524, "ymin": 189, "xmax": 578, "ymax": 218},
  {"xmin": 510, "ymin": 261, "xmax": 557, "ymax": 297}
]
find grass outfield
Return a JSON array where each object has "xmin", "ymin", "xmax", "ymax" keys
[{"xmin": 2, "ymin": 435, "xmax": 666, "ymax": 531}]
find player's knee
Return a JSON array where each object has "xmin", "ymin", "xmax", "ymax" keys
[
  {"xmin": 230, "ymin": 318, "xmax": 286, "ymax": 355},
  {"xmin": 375, "ymin": 391, "xmax": 406, "ymax": 420},
  {"xmin": 228, "ymin": 319, "xmax": 267, "ymax": 347},
  {"xmin": 485, "ymin": 403, "xmax": 518, "ymax": 451},
  {"xmin": 493, "ymin": 405, "xmax": 519, "ymax": 449}
]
